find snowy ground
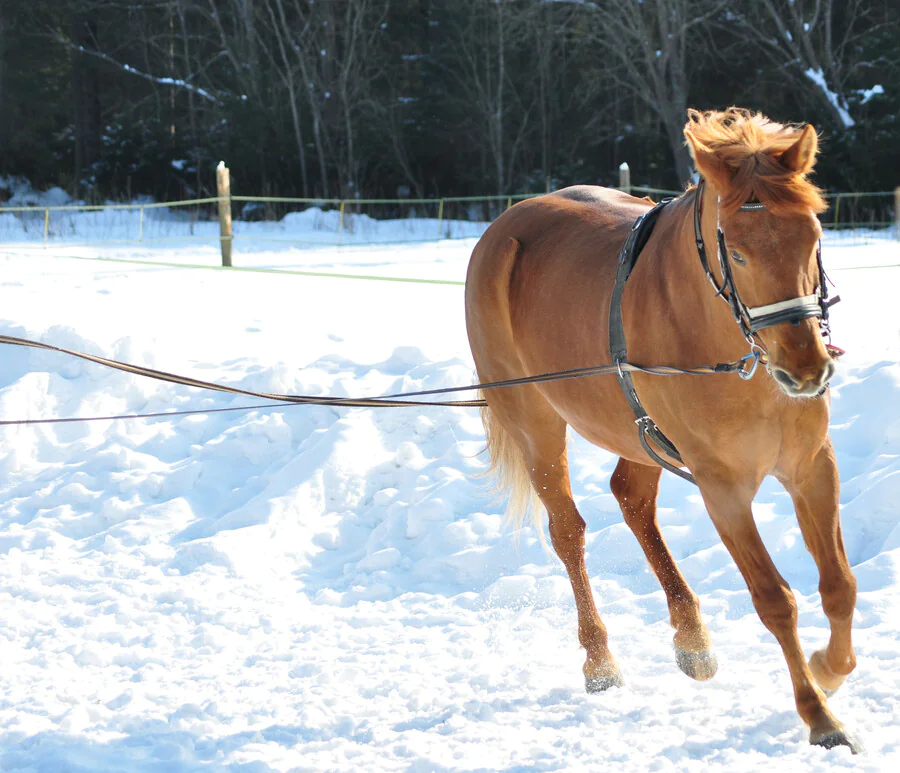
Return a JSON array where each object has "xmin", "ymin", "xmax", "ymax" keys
[{"xmin": 0, "ymin": 226, "xmax": 899, "ymax": 771}]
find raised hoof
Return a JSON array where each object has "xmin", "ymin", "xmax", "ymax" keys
[
  {"xmin": 811, "ymin": 730, "xmax": 863, "ymax": 755},
  {"xmin": 585, "ymin": 672, "xmax": 625, "ymax": 693},
  {"xmin": 809, "ymin": 649, "xmax": 849, "ymax": 695},
  {"xmin": 675, "ymin": 647, "xmax": 718, "ymax": 681}
]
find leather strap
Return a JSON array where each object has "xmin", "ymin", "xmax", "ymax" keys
[{"xmin": 609, "ymin": 200, "xmax": 696, "ymax": 484}]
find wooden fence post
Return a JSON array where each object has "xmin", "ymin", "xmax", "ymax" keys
[
  {"xmin": 618, "ymin": 162, "xmax": 631, "ymax": 194},
  {"xmin": 216, "ymin": 161, "xmax": 233, "ymax": 267},
  {"xmin": 895, "ymin": 187, "xmax": 900, "ymax": 241}
]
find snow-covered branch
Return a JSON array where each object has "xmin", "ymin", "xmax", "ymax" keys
[{"xmin": 56, "ymin": 36, "xmax": 224, "ymax": 106}]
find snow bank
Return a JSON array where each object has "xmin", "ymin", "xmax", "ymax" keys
[{"xmin": 0, "ymin": 176, "xmax": 73, "ymax": 208}]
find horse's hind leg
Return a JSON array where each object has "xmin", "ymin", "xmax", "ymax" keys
[
  {"xmin": 483, "ymin": 396, "xmax": 623, "ymax": 692},
  {"xmin": 610, "ymin": 458, "xmax": 717, "ymax": 680},
  {"xmin": 781, "ymin": 442, "xmax": 857, "ymax": 695},
  {"xmin": 541, "ymin": 441, "xmax": 625, "ymax": 692}
]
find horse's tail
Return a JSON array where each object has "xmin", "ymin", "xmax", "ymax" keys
[
  {"xmin": 467, "ymin": 232, "xmax": 543, "ymax": 531},
  {"xmin": 479, "ymin": 397, "xmax": 541, "ymax": 531}
]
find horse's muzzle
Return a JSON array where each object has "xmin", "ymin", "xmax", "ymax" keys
[{"xmin": 769, "ymin": 359, "xmax": 835, "ymax": 398}]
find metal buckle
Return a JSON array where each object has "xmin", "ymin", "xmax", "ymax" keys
[{"xmin": 738, "ymin": 350, "xmax": 761, "ymax": 380}]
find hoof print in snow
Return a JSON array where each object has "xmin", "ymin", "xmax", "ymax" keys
[
  {"xmin": 585, "ymin": 672, "xmax": 625, "ymax": 693},
  {"xmin": 811, "ymin": 730, "xmax": 862, "ymax": 754},
  {"xmin": 675, "ymin": 647, "xmax": 718, "ymax": 681}
]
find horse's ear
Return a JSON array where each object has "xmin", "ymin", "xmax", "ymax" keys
[
  {"xmin": 684, "ymin": 129, "xmax": 733, "ymax": 191},
  {"xmin": 779, "ymin": 124, "xmax": 818, "ymax": 174}
]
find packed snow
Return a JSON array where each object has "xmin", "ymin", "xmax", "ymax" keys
[{"xmin": 0, "ymin": 217, "xmax": 899, "ymax": 771}]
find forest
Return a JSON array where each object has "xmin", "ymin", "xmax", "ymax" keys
[{"xmin": 0, "ymin": 0, "xmax": 897, "ymax": 204}]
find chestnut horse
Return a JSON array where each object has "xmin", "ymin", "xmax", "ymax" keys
[{"xmin": 465, "ymin": 109, "xmax": 859, "ymax": 752}]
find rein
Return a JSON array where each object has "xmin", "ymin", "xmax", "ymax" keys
[
  {"xmin": 0, "ymin": 333, "xmax": 759, "ymax": 426},
  {"xmin": 0, "ymin": 183, "xmax": 841, "ymax": 488}
]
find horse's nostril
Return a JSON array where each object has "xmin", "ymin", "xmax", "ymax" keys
[{"xmin": 771, "ymin": 368, "xmax": 798, "ymax": 389}]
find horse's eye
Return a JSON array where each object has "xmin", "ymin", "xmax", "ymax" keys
[{"xmin": 730, "ymin": 250, "xmax": 747, "ymax": 265}]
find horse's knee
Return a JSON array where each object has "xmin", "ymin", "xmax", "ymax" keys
[
  {"xmin": 611, "ymin": 476, "xmax": 648, "ymax": 524},
  {"xmin": 609, "ymin": 465, "xmax": 629, "ymax": 503},
  {"xmin": 820, "ymin": 571, "xmax": 857, "ymax": 623},
  {"xmin": 609, "ymin": 461, "xmax": 659, "ymax": 529},
  {"xmin": 752, "ymin": 583, "xmax": 798, "ymax": 634},
  {"xmin": 548, "ymin": 507, "xmax": 586, "ymax": 549}
]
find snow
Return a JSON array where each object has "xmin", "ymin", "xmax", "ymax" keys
[
  {"xmin": 0, "ymin": 176, "xmax": 73, "ymax": 209},
  {"xmin": 859, "ymin": 85, "xmax": 885, "ymax": 105},
  {"xmin": 0, "ymin": 188, "xmax": 491, "ymax": 252},
  {"xmin": 804, "ymin": 68, "xmax": 855, "ymax": 128},
  {"xmin": 0, "ymin": 220, "xmax": 899, "ymax": 770}
]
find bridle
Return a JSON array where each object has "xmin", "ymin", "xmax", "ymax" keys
[{"xmin": 692, "ymin": 178, "xmax": 840, "ymax": 375}]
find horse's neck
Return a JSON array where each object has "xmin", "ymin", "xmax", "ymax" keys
[{"xmin": 648, "ymin": 189, "xmax": 748, "ymax": 358}]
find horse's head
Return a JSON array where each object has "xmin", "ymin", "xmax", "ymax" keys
[{"xmin": 684, "ymin": 108, "xmax": 833, "ymax": 399}]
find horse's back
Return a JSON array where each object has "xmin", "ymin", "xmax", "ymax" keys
[
  {"xmin": 467, "ymin": 186, "xmax": 651, "ymax": 284},
  {"xmin": 551, "ymin": 184, "xmax": 653, "ymax": 208},
  {"xmin": 466, "ymin": 185, "xmax": 652, "ymax": 324}
]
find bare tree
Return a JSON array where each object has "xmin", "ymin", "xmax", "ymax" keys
[
  {"xmin": 442, "ymin": 1, "xmax": 532, "ymax": 195},
  {"xmin": 588, "ymin": 0, "xmax": 725, "ymax": 185},
  {"xmin": 257, "ymin": 0, "xmax": 390, "ymax": 199},
  {"xmin": 726, "ymin": 0, "xmax": 874, "ymax": 131},
  {"xmin": 318, "ymin": 0, "xmax": 391, "ymax": 197},
  {"xmin": 524, "ymin": 0, "xmax": 580, "ymax": 190},
  {"xmin": 259, "ymin": 0, "xmax": 313, "ymax": 196}
]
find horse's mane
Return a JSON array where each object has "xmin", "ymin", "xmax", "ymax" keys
[{"xmin": 685, "ymin": 107, "xmax": 827, "ymax": 216}]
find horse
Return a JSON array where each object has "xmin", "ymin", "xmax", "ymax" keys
[{"xmin": 464, "ymin": 108, "xmax": 859, "ymax": 753}]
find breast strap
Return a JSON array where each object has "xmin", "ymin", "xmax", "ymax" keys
[{"xmin": 608, "ymin": 199, "xmax": 697, "ymax": 484}]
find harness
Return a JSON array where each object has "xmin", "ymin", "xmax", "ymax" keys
[{"xmin": 608, "ymin": 180, "xmax": 839, "ymax": 484}]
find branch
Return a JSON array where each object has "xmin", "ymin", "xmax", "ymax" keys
[{"xmin": 55, "ymin": 33, "xmax": 224, "ymax": 106}]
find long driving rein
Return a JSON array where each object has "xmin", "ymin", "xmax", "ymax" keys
[
  {"xmin": 0, "ymin": 181, "xmax": 841, "ymax": 488},
  {"xmin": 608, "ymin": 179, "xmax": 840, "ymax": 484}
]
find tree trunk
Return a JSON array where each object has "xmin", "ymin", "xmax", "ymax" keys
[
  {"xmin": 70, "ymin": 13, "xmax": 102, "ymax": 199},
  {"xmin": 662, "ymin": 105, "xmax": 693, "ymax": 185}
]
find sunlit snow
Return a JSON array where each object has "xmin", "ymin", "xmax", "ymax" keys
[{"xmin": 0, "ymin": 219, "xmax": 898, "ymax": 770}]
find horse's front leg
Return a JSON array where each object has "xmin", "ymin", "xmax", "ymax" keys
[
  {"xmin": 696, "ymin": 470, "xmax": 860, "ymax": 753},
  {"xmin": 610, "ymin": 458, "xmax": 716, "ymax": 680},
  {"xmin": 780, "ymin": 441, "xmax": 857, "ymax": 695}
]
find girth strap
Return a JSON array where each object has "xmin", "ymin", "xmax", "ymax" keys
[{"xmin": 609, "ymin": 199, "xmax": 696, "ymax": 485}]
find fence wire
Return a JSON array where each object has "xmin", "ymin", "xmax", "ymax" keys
[{"xmin": 1, "ymin": 188, "xmax": 896, "ymax": 251}]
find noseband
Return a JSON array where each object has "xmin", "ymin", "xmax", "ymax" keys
[{"xmin": 692, "ymin": 178, "xmax": 840, "ymax": 345}]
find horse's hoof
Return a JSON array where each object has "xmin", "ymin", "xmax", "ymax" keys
[
  {"xmin": 809, "ymin": 649, "xmax": 849, "ymax": 694},
  {"xmin": 675, "ymin": 647, "xmax": 718, "ymax": 681},
  {"xmin": 585, "ymin": 672, "xmax": 625, "ymax": 693},
  {"xmin": 811, "ymin": 730, "xmax": 863, "ymax": 755}
]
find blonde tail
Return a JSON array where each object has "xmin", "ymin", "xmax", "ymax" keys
[{"xmin": 480, "ymin": 400, "xmax": 542, "ymax": 531}]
